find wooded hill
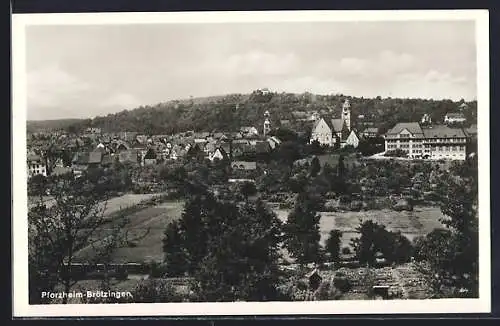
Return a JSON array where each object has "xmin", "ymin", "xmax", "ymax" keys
[
  {"xmin": 65, "ymin": 91, "xmax": 477, "ymax": 135},
  {"xmin": 27, "ymin": 119, "xmax": 85, "ymax": 133}
]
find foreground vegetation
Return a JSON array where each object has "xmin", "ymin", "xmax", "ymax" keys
[{"xmin": 28, "ymin": 142, "xmax": 478, "ymax": 303}]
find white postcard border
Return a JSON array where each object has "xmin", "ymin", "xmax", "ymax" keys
[{"xmin": 12, "ymin": 9, "xmax": 491, "ymax": 317}]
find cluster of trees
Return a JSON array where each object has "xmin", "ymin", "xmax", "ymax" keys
[
  {"xmin": 162, "ymin": 187, "xmax": 284, "ymax": 301},
  {"xmin": 384, "ymin": 149, "xmax": 409, "ymax": 158},
  {"xmin": 357, "ymin": 137, "xmax": 385, "ymax": 157},
  {"xmin": 161, "ymin": 184, "xmax": 347, "ymax": 301},
  {"xmin": 28, "ymin": 162, "xmax": 134, "ymax": 198},
  {"xmin": 413, "ymin": 159, "xmax": 479, "ymax": 297},
  {"xmin": 256, "ymin": 154, "xmax": 350, "ymax": 200},
  {"xmin": 350, "ymin": 220, "xmax": 414, "ymax": 265},
  {"xmin": 27, "ymin": 118, "xmax": 85, "ymax": 134}
]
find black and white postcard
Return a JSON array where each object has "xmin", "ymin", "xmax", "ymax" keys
[{"xmin": 12, "ymin": 10, "xmax": 491, "ymax": 317}]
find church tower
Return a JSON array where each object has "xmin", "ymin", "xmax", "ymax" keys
[
  {"xmin": 341, "ymin": 99, "xmax": 351, "ymax": 131},
  {"xmin": 263, "ymin": 110, "xmax": 271, "ymax": 136}
]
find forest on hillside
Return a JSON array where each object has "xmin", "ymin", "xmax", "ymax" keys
[
  {"xmin": 64, "ymin": 91, "xmax": 477, "ymax": 135},
  {"xmin": 27, "ymin": 119, "xmax": 85, "ymax": 133}
]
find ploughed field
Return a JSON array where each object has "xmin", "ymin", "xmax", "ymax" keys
[{"xmin": 273, "ymin": 206, "xmax": 445, "ymax": 249}]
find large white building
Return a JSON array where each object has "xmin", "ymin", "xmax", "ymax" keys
[{"xmin": 384, "ymin": 122, "xmax": 468, "ymax": 160}]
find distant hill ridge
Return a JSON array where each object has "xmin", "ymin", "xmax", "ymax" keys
[
  {"xmin": 29, "ymin": 91, "xmax": 477, "ymax": 135},
  {"xmin": 27, "ymin": 119, "xmax": 86, "ymax": 133}
]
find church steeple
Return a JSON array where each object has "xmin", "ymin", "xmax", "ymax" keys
[
  {"xmin": 263, "ymin": 110, "xmax": 271, "ymax": 136},
  {"xmin": 341, "ymin": 99, "xmax": 351, "ymax": 131}
]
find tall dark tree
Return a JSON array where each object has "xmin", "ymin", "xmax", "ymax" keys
[
  {"xmin": 162, "ymin": 221, "xmax": 189, "ymax": 276},
  {"xmin": 337, "ymin": 154, "xmax": 346, "ymax": 178},
  {"xmin": 325, "ymin": 229, "xmax": 342, "ymax": 262},
  {"xmin": 310, "ymin": 156, "xmax": 321, "ymax": 177},
  {"xmin": 284, "ymin": 192, "xmax": 322, "ymax": 264},
  {"xmin": 239, "ymin": 181, "xmax": 257, "ymax": 199}
]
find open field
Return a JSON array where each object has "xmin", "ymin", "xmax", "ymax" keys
[
  {"xmin": 75, "ymin": 200, "xmax": 185, "ymax": 263},
  {"xmin": 76, "ymin": 200, "xmax": 444, "ymax": 264},
  {"xmin": 110, "ymin": 201, "xmax": 184, "ymax": 263},
  {"xmin": 100, "ymin": 193, "xmax": 164, "ymax": 217},
  {"xmin": 28, "ymin": 193, "xmax": 163, "ymax": 215},
  {"xmin": 274, "ymin": 206, "xmax": 445, "ymax": 249}
]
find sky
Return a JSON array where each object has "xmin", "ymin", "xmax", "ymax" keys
[{"xmin": 25, "ymin": 20, "xmax": 477, "ymax": 120}]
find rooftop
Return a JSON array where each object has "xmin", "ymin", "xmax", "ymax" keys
[
  {"xmin": 445, "ymin": 112, "xmax": 466, "ymax": 118},
  {"xmin": 386, "ymin": 122, "xmax": 424, "ymax": 136},
  {"xmin": 422, "ymin": 125, "xmax": 466, "ymax": 138}
]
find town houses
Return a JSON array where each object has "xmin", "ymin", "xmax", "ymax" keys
[
  {"xmin": 26, "ymin": 111, "xmax": 281, "ymax": 179},
  {"xmin": 26, "ymin": 96, "xmax": 478, "ymax": 180}
]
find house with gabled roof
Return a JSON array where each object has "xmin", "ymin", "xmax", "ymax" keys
[
  {"xmin": 361, "ymin": 127, "xmax": 379, "ymax": 138},
  {"xmin": 444, "ymin": 112, "xmax": 466, "ymax": 124},
  {"xmin": 267, "ymin": 136, "xmax": 282, "ymax": 149},
  {"xmin": 240, "ymin": 126, "xmax": 259, "ymax": 137},
  {"xmin": 345, "ymin": 129, "xmax": 361, "ymax": 148},
  {"xmin": 209, "ymin": 147, "xmax": 229, "ymax": 162},
  {"xmin": 143, "ymin": 148, "xmax": 157, "ymax": 165}
]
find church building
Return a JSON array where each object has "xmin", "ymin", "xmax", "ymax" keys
[{"xmin": 309, "ymin": 99, "xmax": 360, "ymax": 148}]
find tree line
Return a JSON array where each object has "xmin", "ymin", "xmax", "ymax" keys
[{"xmin": 64, "ymin": 91, "xmax": 477, "ymax": 135}]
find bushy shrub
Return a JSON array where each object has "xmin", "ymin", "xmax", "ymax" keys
[
  {"xmin": 132, "ymin": 279, "xmax": 182, "ymax": 303},
  {"xmin": 384, "ymin": 149, "xmax": 408, "ymax": 158},
  {"xmin": 350, "ymin": 200, "xmax": 363, "ymax": 211},
  {"xmin": 333, "ymin": 273, "xmax": 351, "ymax": 292},
  {"xmin": 323, "ymin": 199, "xmax": 338, "ymax": 212}
]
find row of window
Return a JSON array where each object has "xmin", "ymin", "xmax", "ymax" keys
[
  {"xmin": 426, "ymin": 138, "xmax": 466, "ymax": 143},
  {"xmin": 387, "ymin": 138, "xmax": 466, "ymax": 144},
  {"xmin": 433, "ymin": 146, "xmax": 466, "ymax": 152},
  {"xmin": 387, "ymin": 145, "xmax": 466, "ymax": 151}
]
